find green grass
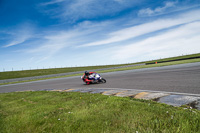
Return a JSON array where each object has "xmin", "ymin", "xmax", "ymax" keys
[
  {"xmin": 0, "ymin": 73, "xmax": 83, "ymax": 86},
  {"xmin": 1, "ymin": 53, "xmax": 200, "ymax": 80},
  {"xmin": 145, "ymin": 53, "xmax": 200, "ymax": 64},
  {"xmin": 96, "ymin": 58, "xmax": 200, "ymax": 73},
  {"xmin": 0, "ymin": 91, "xmax": 199, "ymax": 133},
  {"xmin": 0, "ymin": 64, "xmax": 130, "ymax": 80}
]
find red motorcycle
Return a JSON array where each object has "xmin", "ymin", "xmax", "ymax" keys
[{"xmin": 81, "ymin": 72, "xmax": 106, "ymax": 85}]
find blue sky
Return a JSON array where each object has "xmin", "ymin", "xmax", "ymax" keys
[{"xmin": 0, "ymin": 0, "xmax": 200, "ymax": 71}]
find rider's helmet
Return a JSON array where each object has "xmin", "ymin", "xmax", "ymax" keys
[{"xmin": 85, "ymin": 71, "xmax": 89, "ymax": 76}]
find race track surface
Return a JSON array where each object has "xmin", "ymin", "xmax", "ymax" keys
[{"xmin": 1, "ymin": 62, "xmax": 200, "ymax": 94}]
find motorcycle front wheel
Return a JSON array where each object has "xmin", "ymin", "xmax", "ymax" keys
[{"xmin": 101, "ymin": 78, "xmax": 106, "ymax": 83}]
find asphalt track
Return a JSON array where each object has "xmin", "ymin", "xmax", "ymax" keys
[{"xmin": 0, "ymin": 62, "xmax": 200, "ymax": 94}]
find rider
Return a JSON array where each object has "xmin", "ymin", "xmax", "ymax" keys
[{"xmin": 84, "ymin": 71, "xmax": 98, "ymax": 82}]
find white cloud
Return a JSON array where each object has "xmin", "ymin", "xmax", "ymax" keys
[
  {"xmin": 27, "ymin": 31, "xmax": 74, "ymax": 55},
  {"xmin": 114, "ymin": 0, "xmax": 124, "ymax": 3},
  {"xmin": 80, "ymin": 9, "xmax": 200, "ymax": 47},
  {"xmin": 111, "ymin": 21, "xmax": 200, "ymax": 61},
  {"xmin": 3, "ymin": 35, "xmax": 30, "ymax": 47},
  {"xmin": 40, "ymin": 0, "xmax": 65, "ymax": 6},
  {"xmin": 3, "ymin": 26, "xmax": 33, "ymax": 48},
  {"xmin": 39, "ymin": 0, "xmax": 141, "ymax": 21},
  {"xmin": 25, "ymin": 21, "xmax": 105, "ymax": 61},
  {"xmin": 26, "ymin": 19, "xmax": 117, "ymax": 53},
  {"xmin": 25, "ymin": 36, "xmax": 70, "ymax": 63},
  {"xmin": 138, "ymin": 1, "xmax": 177, "ymax": 16}
]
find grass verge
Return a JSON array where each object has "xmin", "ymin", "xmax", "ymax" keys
[
  {"xmin": 0, "ymin": 91, "xmax": 199, "ymax": 133},
  {"xmin": 146, "ymin": 53, "xmax": 200, "ymax": 64},
  {"xmin": 96, "ymin": 58, "xmax": 200, "ymax": 73},
  {"xmin": 0, "ymin": 64, "xmax": 137, "ymax": 80}
]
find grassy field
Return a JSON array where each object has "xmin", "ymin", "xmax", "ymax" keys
[
  {"xmin": 145, "ymin": 53, "xmax": 200, "ymax": 64},
  {"xmin": 96, "ymin": 58, "xmax": 200, "ymax": 74},
  {"xmin": 0, "ymin": 91, "xmax": 199, "ymax": 133},
  {"xmin": 1, "ymin": 53, "xmax": 199, "ymax": 80},
  {"xmin": 0, "ymin": 63, "xmax": 139, "ymax": 80}
]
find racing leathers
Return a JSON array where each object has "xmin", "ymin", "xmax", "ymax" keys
[
  {"xmin": 89, "ymin": 72, "xmax": 100, "ymax": 81},
  {"xmin": 85, "ymin": 72, "xmax": 100, "ymax": 82}
]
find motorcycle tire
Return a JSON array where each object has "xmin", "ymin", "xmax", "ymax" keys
[{"xmin": 101, "ymin": 78, "xmax": 106, "ymax": 83}]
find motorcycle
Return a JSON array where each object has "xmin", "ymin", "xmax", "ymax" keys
[{"xmin": 81, "ymin": 72, "xmax": 106, "ymax": 85}]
